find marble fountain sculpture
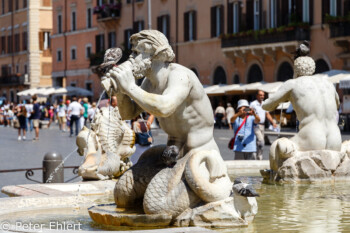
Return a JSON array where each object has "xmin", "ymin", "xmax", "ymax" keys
[
  {"xmin": 261, "ymin": 41, "xmax": 350, "ymax": 183},
  {"xmin": 76, "ymin": 106, "xmax": 136, "ymax": 180},
  {"xmin": 86, "ymin": 30, "xmax": 259, "ymax": 228}
]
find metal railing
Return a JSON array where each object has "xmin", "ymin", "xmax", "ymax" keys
[
  {"xmin": 329, "ymin": 21, "xmax": 350, "ymax": 38},
  {"xmin": 221, "ymin": 26, "xmax": 310, "ymax": 48},
  {"xmin": 0, "ymin": 166, "xmax": 79, "ymax": 183},
  {"xmin": 0, "ymin": 74, "xmax": 28, "ymax": 86}
]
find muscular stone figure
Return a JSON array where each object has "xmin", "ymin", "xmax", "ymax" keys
[
  {"xmin": 101, "ymin": 30, "xmax": 232, "ymax": 217},
  {"xmin": 263, "ymin": 55, "xmax": 341, "ymax": 172}
]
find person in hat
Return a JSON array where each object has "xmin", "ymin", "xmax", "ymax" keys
[{"xmin": 230, "ymin": 99, "xmax": 260, "ymax": 160}]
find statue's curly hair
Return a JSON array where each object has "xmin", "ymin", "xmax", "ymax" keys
[{"xmin": 130, "ymin": 30, "xmax": 175, "ymax": 62}]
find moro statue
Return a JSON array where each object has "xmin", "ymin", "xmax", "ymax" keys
[
  {"xmin": 261, "ymin": 41, "xmax": 350, "ymax": 183},
  {"xmin": 76, "ymin": 107, "xmax": 135, "ymax": 180},
  {"xmin": 89, "ymin": 30, "xmax": 258, "ymax": 227}
]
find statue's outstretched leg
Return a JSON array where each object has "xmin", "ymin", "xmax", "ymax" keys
[{"xmin": 270, "ymin": 138, "xmax": 297, "ymax": 172}]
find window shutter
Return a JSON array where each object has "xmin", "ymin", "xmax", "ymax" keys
[
  {"xmin": 166, "ymin": 15, "xmax": 170, "ymax": 40},
  {"xmin": 228, "ymin": 3, "xmax": 233, "ymax": 34},
  {"xmin": 220, "ymin": 5, "xmax": 224, "ymax": 35},
  {"xmin": 124, "ymin": 30, "xmax": 129, "ymax": 50},
  {"xmin": 39, "ymin": 32, "xmax": 44, "ymax": 51},
  {"xmin": 101, "ymin": 34, "xmax": 105, "ymax": 51},
  {"xmin": 193, "ymin": 11, "xmax": 197, "ymax": 40},
  {"xmin": 322, "ymin": 0, "xmax": 330, "ymax": 23},
  {"xmin": 184, "ymin": 11, "xmax": 189, "ymax": 41},
  {"xmin": 337, "ymin": 0, "xmax": 341, "ymax": 16},
  {"xmin": 345, "ymin": 0, "xmax": 350, "ymax": 15},
  {"xmin": 281, "ymin": 0, "xmax": 289, "ymax": 25},
  {"xmin": 246, "ymin": 0, "xmax": 254, "ymax": 30},
  {"xmin": 297, "ymin": 0, "xmax": 303, "ymax": 22},
  {"xmin": 309, "ymin": 0, "xmax": 314, "ymax": 24},
  {"xmin": 238, "ymin": 3, "xmax": 243, "ymax": 31},
  {"xmin": 157, "ymin": 16, "xmax": 162, "ymax": 31},
  {"xmin": 259, "ymin": 0, "xmax": 263, "ymax": 29},
  {"xmin": 211, "ymin": 6, "xmax": 216, "ymax": 37},
  {"xmin": 133, "ymin": 21, "xmax": 138, "ymax": 33},
  {"xmin": 141, "ymin": 20, "xmax": 145, "ymax": 30}
]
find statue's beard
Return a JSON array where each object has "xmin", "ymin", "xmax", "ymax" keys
[{"xmin": 131, "ymin": 58, "xmax": 152, "ymax": 79}]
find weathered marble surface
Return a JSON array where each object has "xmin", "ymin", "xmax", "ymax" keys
[
  {"xmin": 262, "ymin": 48, "xmax": 344, "ymax": 182},
  {"xmin": 98, "ymin": 30, "xmax": 258, "ymax": 227},
  {"xmin": 261, "ymin": 141, "xmax": 350, "ymax": 183}
]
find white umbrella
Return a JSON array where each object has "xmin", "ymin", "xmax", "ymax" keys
[
  {"xmin": 53, "ymin": 86, "xmax": 93, "ymax": 96},
  {"xmin": 259, "ymin": 82, "xmax": 283, "ymax": 94}
]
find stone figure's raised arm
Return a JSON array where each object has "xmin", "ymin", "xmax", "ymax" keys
[
  {"xmin": 126, "ymin": 70, "xmax": 191, "ymax": 117},
  {"xmin": 263, "ymin": 80, "xmax": 293, "ymax": 111}
]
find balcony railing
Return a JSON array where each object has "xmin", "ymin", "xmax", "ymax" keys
[
  {"xmin": 94, "ymin": 3, "xmax": 121, "ymax": 21},
  {"xmin": 221, "ymin": 26, "xmax": 310, "ymax": 48},
  {"xmin": 329, "ymin": 21, "xmax": 350, "ymax": 38},
  {"xmin": 0, "ymin": 74, "xmax": 28, "ymax": 86}
]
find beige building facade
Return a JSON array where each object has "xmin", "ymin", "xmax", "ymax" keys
[
  {"xmin": 0, "ymin": 0, "xmax": 53, "ymax": 103},
  {"xmin": 51, "ymin": 0, "xmax": 350, "ymax": 101}
]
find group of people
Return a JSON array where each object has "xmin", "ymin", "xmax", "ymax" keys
[{"xmin": 223, "ymin": 90, "xmax": 277, "ymax": 160}]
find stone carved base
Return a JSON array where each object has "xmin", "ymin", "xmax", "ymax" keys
[
  {"xmin": 174, "ymin": 197, "xmax": 257, "ymax": 227},
  {"xmin": 261, "ymin": 148, "xmax": 350, "ymax": 183},
  {"xmin": 88, "ymin": 195, "xmax": 257, "ymax": 228}
]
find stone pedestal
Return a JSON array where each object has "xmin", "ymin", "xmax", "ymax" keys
[{"xmin": 261, "ymin": 149, "xmax": 350, "ymax": 183}]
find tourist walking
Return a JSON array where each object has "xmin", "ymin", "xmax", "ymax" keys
[
  {"xmin": 226, "ymin": 103, "xmax": 235, "ymax": 130},
  {"xmin": 214, "ymin": 103, "xmax": 226, "ymax": 129},
  {"xmin": 250, "ymin": 90, "xmax": 277, "ymax": 160},
  {"xmin": 16, "ymin": 106, "xmax": 27, "ymax": 141},
  {"xmin": 231, "ymin": 99, "xmax": 260, "ymax": 160},
  {"xmin": 57, "ymin": 100, "xmax": 67, "ymax": 131},
  {"xmin": 67, "ymin": 96, "xmax": 84, "ymax": 137},
  {"xmin": 31, "ymin": 95, "xmax": 41, "ymax": 141},
  {"xmin": 82, "ymin": 97, "xmax": 89, "ymax": 126},
  {"xmin": 130, "ymin": 113, "xmax": 154, "ymax": 164}
]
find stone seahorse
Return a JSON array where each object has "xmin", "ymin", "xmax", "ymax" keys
[
  {"xmin": 115, "ymin": 147, "xmax": 232, "ymax": 218},
  {"xmin": 76, "ymin": 107, "xmax": 136, "ymax": 180}
]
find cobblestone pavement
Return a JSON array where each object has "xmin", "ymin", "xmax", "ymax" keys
[{"xmin": 1, "ymin": 124, "xmax": 349, "ymax": 197}]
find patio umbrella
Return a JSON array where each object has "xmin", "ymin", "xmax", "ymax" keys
[
  {"xmin": 258, "ymin": 82, "xmax": 283, "ymax": 94},
  {"xmin": 53, "ymin": 86, "xmax": 93, "ymax": 96}
]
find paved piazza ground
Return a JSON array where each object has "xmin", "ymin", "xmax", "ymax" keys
[{"xmin": 1, "ymin": 124, "xmax": 349, "ymax": 197}]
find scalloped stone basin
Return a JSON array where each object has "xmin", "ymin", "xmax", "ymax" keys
[{"xmin": 88, "ymin": 204, "xmax": 172, "ymax": 227}]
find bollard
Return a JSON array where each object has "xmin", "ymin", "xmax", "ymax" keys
[{"xmin": 43, "ymin": 152, "xmax": 64, "ymax": 183}]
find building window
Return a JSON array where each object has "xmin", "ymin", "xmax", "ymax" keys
[
  {"xmin": 87, "ymin": 8, "xmax": 92, "ymax": 28},
  {"xmin": 24, "ymin": 64, "xmax": 27, "ymax": 74},
  {"xmin": 270, "ymin": 0, "xmax": 276, "ymax": 28},
  {"xmin": 7, "ymin": 35, "xmax": 13, "ymax": 53},
  {"xmin": 211, "ymin": 5, "xmax": 223, "ymax": 37},
  {"xmin": 86, "ymin": 82, "xmax": 92, "ymax": 92},
  {"xmin": 254, "ymin": 0, "xmax": 260, "ymax": 30},
  {"xmin": 58, "ymin": 14, "xmax": 62, "ymax": 34},
  {"xmin": 330, "ymin": 0, "xmax": 337, "ymax": 16},
  {"xmin": 213, "ymin": 66, "xmax": 227, "ymax": 85},
  {"xmin": 71, "ymin": 11, "xmax": 76, "ymax": 31},
  {"xmin": 277, "ymin": 62, "xmax": 293, "ymax": 81},
  {"xmin": 22, "ymin": 31, "xmax": 27, "ymax": 51},
  {"xmin": 126, "ymin": 0, "xmax": 131, "ymax": 3},
  {"xmin": 247, "ymin": 64, "xmax": 263, "ymax": 83},
  {"xmin": 133, "ymin": 20, "xmax": 144, "ymax": 33},
  {"xmin": 184, "ymin": 11, "xmax": 197, "ymax": 41},
  {"xmin": 1, "ymin": 36, "xmax": 5, "ymax": 54},
  {"xmin": 124, "ymin": 29, "xmax": 132, "ymax": 50},
  {"xmin": 302, "ymin": 0, "xmax": 310, "ymax": 22},
  {"xmin": 8, "ymin": 0, "xmax": 12, "ymax": 12},
  {"xmin": 71, "ymin": 47, "xmax": 76, "ymax": 60},
  {"xmin": 14, "ymin": 33, "xmax": 20, "ymax": 52},
  {"xmin": 2, "ymin": 0, "xmax": 5, "ymax": 14},
  {"xmin": 15, "ymin": 64, "xmax": 19, "ymax": 73},
  {"xmin": 70, "ymin": 82, "xmax": 76, "ymax": 87},
  {"xmin": 39, "ymin": 31, "xmax": 51, "ymax": 51},
  {"xmin": 95, "ymin": 34, "xmax": 105, "ymax": 53},
  {"xmin": 108, "ymin": 31, "xmax": 116, "ymax": 48},
  {"xmin": 57, "ymin": 49, "xmax": 62, "ymax": 62},
  {"xmin": 86, "ymin": 45, "xmax": 91, "ymax": 59},
  {"xmin": 23, "ymin": 0, "xmax": 26, "ymax": 8},
  {"xmin": 157, "ymin": 15, "xmax": 170, "ymax": 40},
  {"xmin": 15, "ymin": 0, "xmax": 19, "ymax": 10}
]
